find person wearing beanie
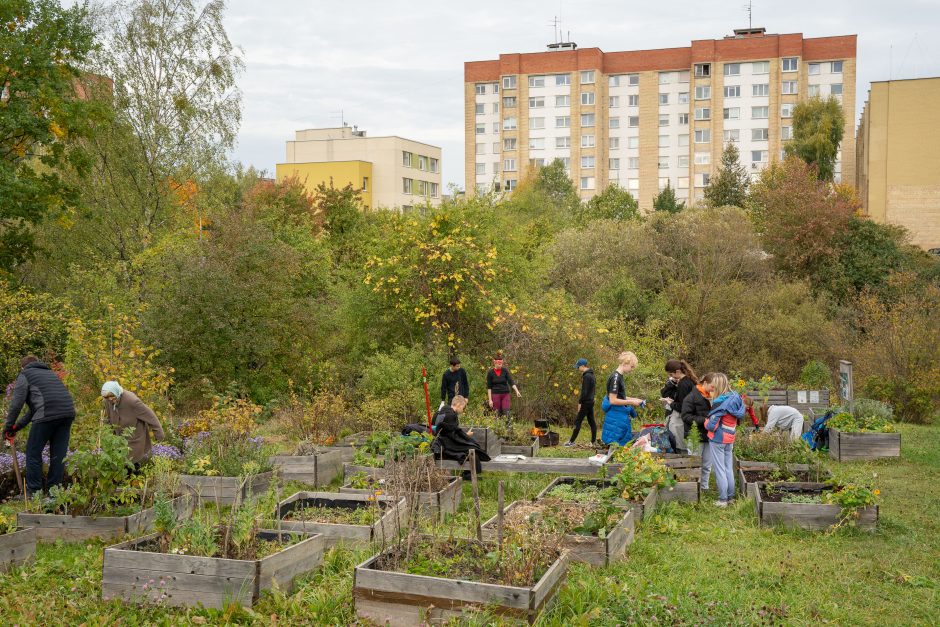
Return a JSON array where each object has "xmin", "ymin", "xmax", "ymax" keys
[
  {"xmin": 566, "ymin": 358, "xmax": 597, "ymax": 446},
  {"xmin": 440, "ymin": 358, "xmax": 470, "ymax": 405},
  {"xmin": 101, "ymin": 380, "xmax": 166, "ymax": 466}
]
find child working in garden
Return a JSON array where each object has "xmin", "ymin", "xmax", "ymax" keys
[
  {"xmin": 704, "ymin": 373, "xmax": 745, "ymax": 506},
  {"xmin": 600, "ymin": 351, "xmax": 647, "ymax": 447}
]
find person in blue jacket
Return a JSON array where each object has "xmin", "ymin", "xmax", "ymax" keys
[{"xmin": 601, "ymin": 351, "xmax": 647, "ymax": 446}]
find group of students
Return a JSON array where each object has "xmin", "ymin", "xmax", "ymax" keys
[{"xmin": 3, "ymin": 355, "xmax": 165, "ymax": 498}]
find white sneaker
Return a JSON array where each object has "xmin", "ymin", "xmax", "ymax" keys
[{"xmin": 714, "ymin": 500, "xmax": 728, "ymax": 507}]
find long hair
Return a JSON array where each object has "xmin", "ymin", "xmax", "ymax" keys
[
  {"xmin": 706, "ymin": 372, "xmax": 730, "ymax": 398},
  {"xmin": 664, "ymin": 359, "xmax": 698, "ymax": 384}
]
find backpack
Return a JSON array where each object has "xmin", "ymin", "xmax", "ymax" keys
[
  {"xmin": 801, "ymin": 410, "xmax": 834, "ymax": 451},
  {"xmin": 634, "ymin": 425, "xmax": 676, "ymax": 453}
]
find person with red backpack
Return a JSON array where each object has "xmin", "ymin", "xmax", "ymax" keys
[{"xmin": 704, "ymin": 373, "xmax": 745, "ymax": 507}]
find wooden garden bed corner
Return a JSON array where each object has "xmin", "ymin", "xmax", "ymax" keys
[
  {"xmin": 752, "ymin": 482, "xmax": 878, "ymax": 531},
  {"xmin": 0, "ymin": 527, "xmax": 36, "ymax": 572},
  {"xmin": 829, "ymin": 428, "xmax": 901, "ymax": 462},
  {"xmin": 270, "ymin": 447, "xmax": 343, "ymax": 486},
  {"xmin": 275, "ymin": 491, "xmax": 407, "ymax": 548},
  {"xmin": 179, "ymin": 472, "xmax": 275, "ymax": 506}
]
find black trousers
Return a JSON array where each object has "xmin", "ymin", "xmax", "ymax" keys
[
  {"xmin": 25, "ymin": 416, "xmax": 74, "ymax": 493},
  {"xmin": 570, "ymin": 403, "xmax": 596, "ymax": 442}
]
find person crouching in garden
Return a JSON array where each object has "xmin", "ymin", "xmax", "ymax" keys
[
  {"xmin": 703, "ymin": 373, "xmax": 745, "ymax": 507},
  {"xmin": 101, "ymin": 381, "xmax": 165, "ymax": 469},
  {"xmin": 762, "ymin": 404, "xmax": 805, "ymax": 440},
  {"xmin": 431, "ymin": 395, "xmax": 490, "ymax": 479},
  {"xmin": 600, "ymin": 351, "xmax": 646, "ymax": 447},
  {"xmin": 486, "ymin": 353, "xmax": 521, "ymax": 425}
]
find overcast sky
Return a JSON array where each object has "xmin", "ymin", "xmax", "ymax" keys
[{"xmin": 221, "ymin": 0, "xmax": 940, "ymax": 190}]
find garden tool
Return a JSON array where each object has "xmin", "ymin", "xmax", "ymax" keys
[
  {"xmin": 422, "ymin": 367, "xmax": 433, "ymax": 431},
  {"xmin": 5, "ymin": 435, "xmax": 27, "ymax": 504}
]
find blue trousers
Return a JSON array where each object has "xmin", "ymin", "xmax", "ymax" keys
[{"xmin": 711, "ymin": 441, "xmax": 735, "ymax": 502}]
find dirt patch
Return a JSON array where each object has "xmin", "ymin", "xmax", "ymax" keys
[{"xmin": 759, "ymin": 484, "xmax": 832, "ymax": 503}]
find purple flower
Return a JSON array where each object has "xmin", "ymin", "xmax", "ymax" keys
[
  {"xmin": 0, "ymin": 451, "xmax": 27, "ymax": 475},
  {"xmin": 248, "ymin": 436, "xmax": 264, "ymax": 448},
  {"xmin": 151, "ymin": 444, "xmax": 182, "ymax": 460},
  {"xmin": 182, "ymin": 431, "xmax": 211, "ymax": 450}
]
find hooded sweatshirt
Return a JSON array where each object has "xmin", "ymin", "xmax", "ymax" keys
[{"xmin": 705, "ymin": 392, "xmax": 746, "ymax": 444}]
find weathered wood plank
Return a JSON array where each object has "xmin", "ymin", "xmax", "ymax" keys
[
  {"xmin": 343, "ymin": 463, "xmax": 386, "ymax": 482},
  {"xmin": 500, "ymin": 437, "xmax": 539, "ymax": 457},
  {"xmin": 658, "ymin": 481, "xmax": 699, "ymax": 504},
  {"xmin": 179, "ymin": 472, "xmax": 274, "ymax": 506},
  {"xmin": 0, "ymin": 527, "xmax": 36, "ymax": 572},
  {"xmin": 829, "ymin": 428, "xmax": 901, "ymax": 462},
  {"xmin": 258, "ymin": 532, "xmax": 324, "ymax": 593},
  {"xmin": 275, "ymin": 491, "xmax": 405, "ymax": 547},
  {"xmin": 102, "ymin": 581, "xmax": 243, "ymax": 609},
  {"xmin": 754, "ymin": 482, "xmax": 878, "ymax": 531}
]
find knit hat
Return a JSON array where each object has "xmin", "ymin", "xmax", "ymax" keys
[{"xmin": 101, "ymin": 381, "xmax": 124, "ymax": 399}]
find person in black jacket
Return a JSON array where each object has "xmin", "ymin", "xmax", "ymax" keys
[
  {"xmin": 566, "ymin": 358, "xmax": 597, "ymax": 446},
  {"xmin": 440, "ymin": 358, "xmax": 470, "ymax": 405},
  {"xmin": 486, "ymin": 353, "xmax": 521, "ymax": 423},
  {"xmin": 661, "ymin": 359, "xmax": 698, "ymax": 453},
  {"xmin": 431, "ymin": 395, "xmax": 489, "ymax": 479},
  {"xmin": 4, "ymin": 355, "xmax": 76, "ymax": 496},
  {"xmin": 681, "ymin": 373, "xmax": 713, "ymax": 489}
]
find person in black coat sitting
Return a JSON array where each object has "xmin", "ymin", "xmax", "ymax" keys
[{"xmin": 431, "ymin": 395, "xmax": 489, "ymax": 479}]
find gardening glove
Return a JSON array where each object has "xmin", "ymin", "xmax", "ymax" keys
[
  {"xmin": 3, "ymin": 423, "xmax": 17, "ymax": 440},
  {"xmin": 752, "ymin": 425, "xmax": 761, "ymax": 433}
]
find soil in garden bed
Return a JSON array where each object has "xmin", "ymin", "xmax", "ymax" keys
[
  {"xmin": 759, "ymin": 484, "xmax": 832, "ymax": 503},
  {"xmin": 503, "ymin": 500, "xmax": 621, "ymax": 538},
  {"xmin": 131, "ymin": 530, "xmax": 302, "ymax": 560},
  {"xmin": 282, "ymin": 499, "xmax": 388, "ymax": 525},
  {"xmin": 743, "ymin": 470, "xmax": 829, "ymax": 484}
]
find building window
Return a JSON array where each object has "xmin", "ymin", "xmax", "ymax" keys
[
  {"xmin": 362, "ymin": 176, "xmax": 369, "ymax": 191},
  {"xmin": 530, "ymin": 158, "xmax": 545, "ymax": 168},
  {"xmin": 475, "ymin": 103, "xmax": 485, "ymax": 115},
  {"xmin": 678, "ymin": 113, "xmax": 689, "ymax": 125},
  {"xmin": 628, "ymin": 157, "xmax": 639, "ymax": 169},
  {"xmin": 781, "ymin": 126, "xmax": 792, "ymax": 140},
  {"xmin": 659, "ymin": 93, "xmax": 669, "ymax": 105},
  {"xmin": 694, "ymin": 152, "xmax": 711, "ymax": 165},
  {"xmin": 502, "ymin": 75, "xmax": 517, "ymax": 89},
  {"xmin": 560, "ymin": 157, "xmax": 571, "ymax": 169},
  {"xmin": 610, "ymin": 117, "xmax": 620, "ymax": 129},
  {"xmin": 529, "ymin": 137, "xmax": 545, "ymax": 150},
  {"xmin": 724, "ymin": 129, "xmax": 740, "ymax": 142},
  {"xmin": 580, "ymin": 176, "xmax": 595, "ymax": 189},
  {"xmin": 659, "ymin": 72, "xmax": 671, "ymax": 84},
  {"xmin": 430, "ymin": 158, "xmax": 439, "ymax": 173},
  {"xmin": 628, "ymin": 94, "xmax": 639, "ymax": 107},
  {"xmin": 581, "ymin": 92, "xmax": 595, "ymax": 105},
  {"xmin": 628, "ymin": 178, "xmax": 639, "ymax": 191},
  {"xmin": 781, "ymin": 103, "xmax": 794, "ymax": 118},
  {"xmin": 695, "ymin": 85, "xmax": 711, "ymax": 100},
  {"xmin": 556, "ymin": 136, "xmax": 571, "ymax": 148},
  {"xmin": 529, "ymin": 96, "xmax": 545, "ymax": 108},
  {"xmin": 492, "ymin": 122, "xmax": 499, "ymax": 133},
  {"xmin": 556, "ymin": 116, "xmax": 570, "ymax": 128},
  {"xmin": 403, "ymin": 178, "xmax": 414, "ymax": 193},
  {"xmin": 752, "ymin": 61, "xmax": 769, "ymax": 74},
  {"xmin": 555, "ymin": 95, "xmax": 570, "ymax": 107},
  {"xmin": 678, "ymin": 134, "xmax": 689, "ymax": 147},
  {"xmin": 724, "ymin": 63, "xmax": 741, "ymax": 76},
  {"xmin": 610, "ymin": 137, "xmax": 620, "ymax": 150},
  {"xmin": 782, "ymin": 57, "xmax": 798, "ymax": 72},
  {"xmin": 402, "ymin": 151, "xmax": 413, "ymax": 167},
  {"xmin": 556, "ymin": 73, "xmax": 571, "ymax": 86},
  {"xmin": 751, "ymin": 150, "xmax": 768, "ymax": 163},
  {"xmin": 752, "ymin": 106, "xmax": 769, "ymax": 119},
  {"xmin": 528, "ymin": 75, "xmax": 545, "ymax": 88},
  {"xmin": 694, "ymin": 107, "xmax": 711, "ymax": 120},
  {"xmin": 503, "ymin": 117, "xmax": 517, "ymax": 130},
  {"xmin": 628, "ymin": 116, "xmax": 639, "ymax": 127},
  {"xmin": 696, "ymin": 173, "xmax": 710, "ymax": 187},
  {"xmin": 678, "ymin": 92, "xmax": 689, "ymax": 104},
  {"xmin": 492, "ymin": 142, "xmax": 500, "ymax": 153},
  {"xmin": 694, "ymin": 129, "xmax": 710, "ymax": 143},
  {"xmin": 581, "ymin": 134, "xmax": 595, "ymax": 148},
  {"xmin": 694, "ymin": 63, "xmax": 710, "ymax": 77},
  {"xmin": 808, "ymin": 84, "xmax": 821, "ymax": 97},
  {"xmin": 609, "ymin": 95, "xmax": 620, "ymax": 108},
  {"xmin": 659, "ymin": 134, "xmax": 669, "ymax": 148},
  {"xmin": 782, "ymin": 81, "xmax": 798, "ymax": 95},
  {"xmin": 677, "ymin": 155, "xmax": 689, "ymax": 167},
  {"xmin": 474, "ymin": 163, "xmax": 485, "ymax": 175},
  {"xmin": 493, "ymin": 83, "xmax": 499, "ymax": 93},
  {"xmin": 609, "ymin": 75, "xmax": 621, "ymax": 87},
  {"xmin": 475, "ymin": 143, "xmax": 485, "ymax": 154},
  {"xmin": 753, "ymin": 83, "xmax": 769, "ymax": 97},
  {"xmin": 831, "ymin": 60, "xmax": 843, "ymax": 73},
  {"xmin": 475, "ymin": 84, "xmax": 486, "ymax": 95},
  {"xmin": 724, "ymin": 85, "xmax": 740, "ymax": 98},
  {"xmin": 752, "ymin": 128, "xmax": 769, "ymax": 141},
  {"xmin": 679, "ymin": 70, "xmax": 690, "ymax": 83},
  {"xmin": 530, "ymin": 117, "xmax": 545, "ymax": 130},
  {"xmin": 581, "ymin": 155, "xmax": 595, "ymax": 168},
  {"xmin": 628, "ymin": 74, "xmax": 639, "ymax": 86},
  {"xmin": 505, "ymin": 179, "xmax": 517, "ymax": 191},
  {"xmin": 831, "ymin": 83, "xmax": 843, "ymax": 96},
  {"xmin": 581, "ymin": 113, "xmax": 595, "ymax": 127},
  {"xmin": 609, "ymin": 158, "xmax": 620, "ymax": 170},
  {"xmin": 628, "ymin": 136, "xmax": 639, "ymax": 149},
  {"xmin": 658, "ymin": 156, "xmax": 669, "ymax": 169},
  {"xmin": 581, "ymin": 70, "xmax": 595, "ymax": 84},
  {"xmin": 418, "ymin": 155, "xmax": 428, "ymax": 171},
  {"xmin": 723, "ymin": 107, "xmax": 740, "ymax": 120},
  {"xmin": 659, "ymin": 114, "xmax": 669, "ymax": 126},
  {"xmin": 678, "ymin": 176, "xmax": 689, "ymax": 189},
  {"xmin": 492, "ymin": 103, "xmax": 499, "ymax": 113},
  {"xmin": 503, "ymin": 138, "xmax": 517, "ymax": 150},
  {"xmin": 430, "ymin": 183, "xmax": 439, "ymax": 197},
  {"xmin": 503, "ymin": 96, "xmax": 517, "ymax": 108},
  {"xmin": 809, "ymin": 63, "xmax": 821, "ymax": 76},
  {"xmin": 504, "ymin": 158, "xmax": 517, "ymax": 171}
]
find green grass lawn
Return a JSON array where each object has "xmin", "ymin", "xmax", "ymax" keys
[{"xmin": 1, "ymin": 424, "xmax": 938, "ymax": 625}]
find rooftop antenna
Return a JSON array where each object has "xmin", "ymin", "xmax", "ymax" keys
[
  {"xmin": 743, "ymin": 1, "xmax": 753, "ymax": 29},
  {"xmin": 548, "ymin": 15, "xmax": 560, "ymax": 43},
  {"xmin": 330, "ymin": 109, "xmax": 346, "ymax": 127}
]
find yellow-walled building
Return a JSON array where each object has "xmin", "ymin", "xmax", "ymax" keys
[
  {"xmin": 276, "ymin": 126, "xmax": 442, "ymax": 211},
  {"xmin": 857, "ymin": 77, "xmax": 940, "ymax": 250}
]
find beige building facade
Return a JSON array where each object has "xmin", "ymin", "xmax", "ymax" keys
[
  {"xmin": 857, "ymin": 77, "xmax": 940, "ymax": 250},
  {"xmin": 277, "ymin": 127, "xmax": 442, "ymax": 211},
  {"xmin": 465, "ymin": 29, "xmax": 857, "ymax": 212}
]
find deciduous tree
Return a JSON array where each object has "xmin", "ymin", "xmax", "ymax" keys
[{"xmin": 785, "ymin": 96, "xmax": 844, "ymax": 182}]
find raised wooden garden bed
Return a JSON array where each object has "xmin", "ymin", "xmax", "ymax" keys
[
  {"xmin": 101, "ymin": 530, "xmax": 324, "ymax": 609},
  {"xmin": 0, "ymin": 527, "xmax": 36, "ymax": 572},
  {"xmin": 270, "ymin": 448, "xmax": 343, "ymax": 486},
  {"xmin": 467, "ymin": 426, "xmax": 501, "ymax": 458},
  {"xmin": 658, "ymin": 480, "xmax": 700, "ymax": 504},
  {"xmin": 500, "ymin": 437, "xmax": 539, "ymax": 457},
  {"xmin": 606, "ymin": 461, "xmax": 699, "ymax": 484},
  {"xmin": 536, "ymin": 476, "xmax": 658, "ymax": 522},
  {"xmin": 829, "ymin": 428, "xmax": 901, "ymax": 462},
  {"xmin": 17, "ymin": 495, "xmax": 193, "ymax": 542},
  {"xmin": 736, "ymin": 461, "xmax": 831, "ymax": 496},
  {"xmin": 752, "ymin": 482, "xmax": 878, "ymax": 531},
  {"xmin": 340, "ymin": 476, "xmax": 463, "ymax": 521},
  {"xmin": 275, "ymin": 491, "xmax": 407, "ymax": 548},
  {"xmin": 482, "ymin": 500, "xmax": 634, "ymax": 566},
  {"xmin": 343, "ymin": 462, "xmax": 386, "ymax": 482},
  {"xmin": 179, "ymin": 471, "xmax": 274, "ymax": 506},
  {"xmin": 353, "ymin": 541, "xmax": 570, "ymax": 625}
]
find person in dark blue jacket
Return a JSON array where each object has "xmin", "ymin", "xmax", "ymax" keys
[{"xmin": 4, "ymin": 355, "xmax": 76, "ymax": 496}]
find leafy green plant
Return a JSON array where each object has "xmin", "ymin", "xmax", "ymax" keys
[
  {"xmin": 182, "ymin": 429, "xmax": 272, "ymax": 476},
  {"xmin": 347, "ymin": 471, "xmax": 373, "ymax": 490},
  {"xmin": 781, "ymin": 493, "xmax": 822, "ymax": 504},
  {"xmin": 611, "ymin": 447, "xmax": 677, "ymax": 501},
  {"xmin": 735, "ymin": 431, "xmax": 816, "ymax": 465},
  {"xmin": 0, "ymin": 509, "xmax": 17, "ymax": 535},
  {"xmin": 800, "ymin": 360, "xmax": 832, "ymax": 389},
  {"xmin": 828, "ymin": 411, "xmax": 895, "ymax": 433},
  {"xmin": 546, "ymin": 481, "xmax": 620, "ymax": 505},
  {"xmin": 730, "ymin": 374, "xmax": 780, "ymax": 402},
  {"xmin": 571, "ymin": 503, "xmax": 622, "ymax": 538}
]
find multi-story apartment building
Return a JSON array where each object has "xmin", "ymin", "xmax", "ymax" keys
[
  {"xmin": 857, "ymin": 77, "xmax": 940, "ymax": 250},
  {"xmin": 276, "ymin": 126, "xmax": 442, "ymax": 211},
  {"xmin": 465, "ymin": 28, "xmax": 856, "ymax": 211}
]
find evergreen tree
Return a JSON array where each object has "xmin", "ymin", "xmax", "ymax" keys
[
  {"xmin": 704, "ymin": 142, "xmax": 750, "ymax": 207},
  {"xmin": 785, "ymin": 96, "xmax": 844, "ymax": 182},
  {"xmin": 653, "ymin": 182, "xmax": 686, "ymax": 213}
]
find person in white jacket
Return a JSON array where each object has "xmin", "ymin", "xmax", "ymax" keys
[{"xmin": 763, "ymin": 405, "xmax": 805, "ymax": 441}]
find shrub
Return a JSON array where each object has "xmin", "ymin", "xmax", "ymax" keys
[
  {"xmin": 183, "ymin": 429, "xmax": 272, "ymax": 477},
  {"xmin": 273, "ymin": 386, "xmax": 350, "ymax": 445},
  {"xmin": 735, "ymin": 431, "xmax": 816, "ymax": 465},
  {"xmin": 0, "ymin": 280, "xmax": 69, "ymax": 383},
  {"xmin": 178, "ymin": 395, "xmax": 261, "ymax": 438},
  {"xmin": 799, "ymin": 360, "xmax": 832, "ymax": 389}
]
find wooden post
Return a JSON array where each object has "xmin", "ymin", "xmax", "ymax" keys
[
  {"xmin": 497, "ymin": 481, "xmax": 504, "ymax": 550},
  {"xmin": 469, "ymin": 450, "xmax": 482, "ymax": 541}
]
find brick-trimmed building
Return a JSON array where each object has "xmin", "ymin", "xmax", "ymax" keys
[{"xmin": 464, "ymin": 28, "xmax": 856, "ymax": 211}]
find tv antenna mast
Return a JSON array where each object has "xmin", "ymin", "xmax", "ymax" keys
[
  {"xmin": 549, "ymin": 15, "xmax": 560, "ymax": 43},
  {"xmin": 743, "ymin": 1, "xmax": 753, "ymax": 29},
  {"xmin": 330, "ymin": 109, "xmax": 346, "ymax": 127}
]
